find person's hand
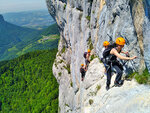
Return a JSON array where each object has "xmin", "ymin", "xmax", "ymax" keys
[
  {"xmin": 130, "ymin": 56, "xmax": 137, "ymax": 60},
  {"xmin": 125, "ymin": 51, "xmax": 130, "ymax": 56},
  {"xmin": 124, "ymin": 51, "xmax": 128, "ymax": 54}
]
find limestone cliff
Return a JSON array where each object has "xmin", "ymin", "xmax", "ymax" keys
[{"xmin": 46, "ymin": 0, "xmax": 150, "ymax": 112}]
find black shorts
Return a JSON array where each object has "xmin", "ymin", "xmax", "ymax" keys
[{"xmin": 81, "ymin": 73, "xmax": 85, "ymax": 78}]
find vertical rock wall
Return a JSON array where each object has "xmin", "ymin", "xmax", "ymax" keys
[
  {"xmin": 46, "ymin": 0, "xmax": 150, "ymax": 112},
  {"xmin": 143, "ymin": 0, "xmax": 150, "ymax": 73}
]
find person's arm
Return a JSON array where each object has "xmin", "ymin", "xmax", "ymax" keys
[
  {"xmin": 87, "ymin": 53, "xmax": 90, "ymax": 61},
  {"xmin": 80, "ymin": 68, "xmax": 82, "ymax": 73},
  {"xmin": 101, "ymin": 47, "xmax": 105, "ymax": 58},
  {"xmin": 84, "ymin": 67, "xmax": 87, "ymax": 71},
  {"xmin": 110, "ymin": 48, "xmax": 137, "ymax": 60},
  {"xmin": 121, "ymin": 51, "xmax": 129, "ymax": 56}
]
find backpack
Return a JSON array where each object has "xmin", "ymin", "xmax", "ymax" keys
[
  {"xmin": 103, "ymin": 42, "xmax": 116, "ymax": 58},
  {"xmin": 80, "ymin": 67, "xmax": 85, "ymax": 74},
  {"xmin": 83, "ymin": 52, "xmax": 87, "ymax": 58},
  {"xmin": 102, "ymin": 43, "xmax": 116, "ymax": 64}
]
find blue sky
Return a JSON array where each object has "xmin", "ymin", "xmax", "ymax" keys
[{"xmin": 0, "ymin": 0, "xmax": 47, "ymax": 13}]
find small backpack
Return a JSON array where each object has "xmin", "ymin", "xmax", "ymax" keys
[
  {"xmin": 103, "ymin": 42, "xmax": 116, "ymax": 58},
  {"xmin": 83, "ymin": 52, "xmax": 87, "ymax": 58},
  {"xmin": 80, "ymin": 67, "xmax": 85, "ymax": 74},
  {"xmin": 102, "ymin": 43, "xmax": 116, "ymax": 64}
]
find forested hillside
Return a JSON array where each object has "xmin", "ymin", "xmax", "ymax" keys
[
  {"xmin": 0, "ymin": 16, "xmax": 59, "ymax": 61},
  {"xmin": 0, "ymin": 49, "xmax": 59, "ymax": 113}
]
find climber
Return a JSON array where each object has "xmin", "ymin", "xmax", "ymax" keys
[
  {"xmin": 84, "ymin": 49, "xmax": 91, "ymax": 70},
  {"xmin": 103, "ymin": 37, "xmax": 137, "ymax": 90},
  {"xmin": 80, "ymin": 64, "xmax": 87, "ymax": 81},
  {"xmin": 101, "ymin": 41, "xmax": 110, "ymax": 75}
]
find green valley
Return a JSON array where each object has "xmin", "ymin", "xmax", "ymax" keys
[{"xmin": 0, "ymin": 14, "xmax": 59, "ymax": 61}]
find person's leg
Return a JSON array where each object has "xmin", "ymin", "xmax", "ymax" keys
[
  {"xmin": 104, "ymin": 63, "xmax": 107, "ymax": 75},
  {"xmin": 82, "ymin": 74, "xmax": 85, "ymax": 81},
  {"xmin": 85, "ymin": 59, "xmax": 88, "ymax": 70},
  {"xmin": 85, "ymin": 59, "xmax": 90, "ymax": 70},
  {"xmin": 81, "ymin": 73, "xmax": 85, "ymax": 81},
  {"xmin": 113, "ymin": 65, "xmax": 123, "ymax": 84},
  {"xmin": 106, "ymin": 65, "xmax": 111, "ymax": 90}
]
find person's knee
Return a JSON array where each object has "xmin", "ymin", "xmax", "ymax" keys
[
  {"xmin": 85, "ymin": 60, "xmax": 88, "ymax": 65},
  {"xmin": 117, "ymin": 70, "xmax": 123, "ymax": 76}
]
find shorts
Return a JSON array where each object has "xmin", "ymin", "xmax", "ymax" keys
[
  {"xmin": 85, "ymin": 59, "xmax": 90, "ymax": 66},
  {"xmin": 81, "ymin": 73, "xmax": 85, "ymax": 78}
]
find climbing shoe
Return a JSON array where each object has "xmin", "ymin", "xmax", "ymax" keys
[
  {"xmin": 118, "ymin": 80, "xmax": 124, "ymax": 85},
  {"xmin": 114, "ymin": 81, "xmax": 121, "ymax": 87},
  {"xmin": 106, "ymin": 85, "xmax": 110, "ymax": 91},
  {"xmin": 81, "ymin": 78, "xmax": 83, "ymax": 81}
]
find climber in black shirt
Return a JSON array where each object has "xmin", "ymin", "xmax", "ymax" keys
[
  {"xmin": 103, "ymin": 37, "xmax": 137, "ymax": 90},
  {"xmin": 80, "ymin": 64, "xmax": 87, "ymax": 81}
]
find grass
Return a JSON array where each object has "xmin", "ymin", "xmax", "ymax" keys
[
  {"xmin": 128, "ymin": 69, "xmax": 150, "ymax": 84},
  {"xmin": 58, "ymin": 107, "xmax": 61, "ymax": 113},
  {"xmin": 58, "ymin": 72, "xmax": 62, "ymax": 77},
  {"xmin": 64, "ymin": 4, "xmax": 66, "ymax": 10},
  {"xmin": 89, "ymin": 92, "xmax": 96, "ymax": 96},
  {"xmin": 98, "ymin": 57, "xmax": 102, "ymax": 63},
  {"xmin": 16, "ymin": 34, "xmax": 60, "ymax": 56},
  {"xmin": 89, "ymin": 99, "xmax": 94, "ymax": 105},
  {"xmin": 96, "ymin": 85, "xmax": 101, "ymax": 91},
  {"xmin": 58, "ymin": 59, "xmax": 64, "ymax": 64},
  {"xmin": 64, "ymin": 64, "xmax": 71, "ymax": 74},
  {"xmin": 135, "ymin": 69, "xmax": 150, "ymax": 84},
  {"xmin": 38, "ymin": 35, "xmax": 60, "ymax": 43},
  {"xmin": 88, "ymin": 37, "xmax": 94, "ymax": 50},
  {"xmin": 128, "ymin": 72, "xmax": 137, "ymax": 79},
  {"xmin": 86, "ymin": 16, "xmax": 91, "ymax": 21},
  {"xmin": 70, "ymin": 81, "xmax": 73, "ymax": 87},
  {"xmin": 90, "ymin": 54, "xmax": 97, "ymax": 61},
  {"xmin": 8, "ymin": 46, "xmax": 18, "ymax": 52},
  {"xmin": 88, "ymin": 85, "xmax": 101, "ymax": 96},
  {"xmin": 61, "ymin": 46, "xmax": 66, "ymax": 53},
  {"xmin": 65, "ymin": 103, "xmax": 69, "ymax": 107},
  {"xmin": 54, "ymin": 60, "xmax": 58, "ymax": 68}
]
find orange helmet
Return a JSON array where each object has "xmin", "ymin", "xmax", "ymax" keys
[
  {"xmin": 81, "ymin": 64, "xmax": 84, "ymax": 66},
  {"xmin": 87, "ymin": 49, "xmax": 91, "ymax": 53},
  {"xmin": 103, "ymin": 41, "xmax": 110, "ymax": 47},
  {"xmin": 116, "ymin": 37, "xmax": 125, "ymax": 45}
]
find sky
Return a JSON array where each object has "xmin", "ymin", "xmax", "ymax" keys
[{"xmin": 0, "ymin": 0, "xmax": 47, "ymax": 14}]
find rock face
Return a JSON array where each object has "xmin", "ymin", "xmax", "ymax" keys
[
  {"xmin": 46, "ymin": 0, "xmax": 150, "ymax": 112},
  {"xmin": 143, "ymin": 0, "xmax": 150, "ymax": 72},
  {"xmin": 82, "ymin": 59, "xmax": 150, "ymax": 113}
]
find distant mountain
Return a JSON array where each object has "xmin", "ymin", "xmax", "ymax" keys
[
  {"xmin": 0, "ymin": 15, "xmax": 41, "ymax": 60},
  {"xmin": 3, "ymin": 10, "xmax": 55, "ymax": 29},
  {"xmin": 0, "ymin": 15, "xmax": 59, "ymax": 61}
]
